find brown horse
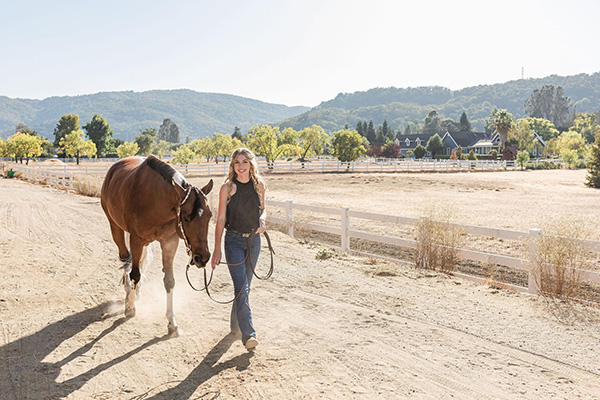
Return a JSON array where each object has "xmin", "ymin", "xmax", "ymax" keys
[{"xmin": 101, "ymin": 155, "xmax": 213, "ymax": 335}]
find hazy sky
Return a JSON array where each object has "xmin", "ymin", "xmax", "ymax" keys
[{"xmin": 2, "ymin": 0, "xmax": 599, "ymax": 107}]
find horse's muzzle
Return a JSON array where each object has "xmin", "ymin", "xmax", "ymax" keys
[{"xmin": 193, "ymin": 254, "xmax": 210, "ymax": 268}]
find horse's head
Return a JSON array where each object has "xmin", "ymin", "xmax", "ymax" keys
[{"xmin": 174, "ymin": 179, "xmax": 213, "ymax": 267}]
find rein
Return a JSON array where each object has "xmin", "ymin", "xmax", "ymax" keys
[{"xmin": 185, "ymin": 230, "xmax": 275, "ymax": 304}]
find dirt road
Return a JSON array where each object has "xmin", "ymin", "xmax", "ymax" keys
[{"xmin": 1, "ymin": 177, "xmax": 600, "ymax": 399}]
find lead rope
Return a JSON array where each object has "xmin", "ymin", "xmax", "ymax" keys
[{"xmin": 185, "ymin": 230, "xmax": 275, "ymax": 304}]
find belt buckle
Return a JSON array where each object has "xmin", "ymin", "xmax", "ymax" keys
[{"xmin": 242, "ymin": 232, "xmax": 251, "ymax": 238}]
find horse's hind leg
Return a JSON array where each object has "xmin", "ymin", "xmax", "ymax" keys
[
  {"xmin": 124, "ymin": 235, "xmax": 145, "ymax": 318},
  {"xmin": 160, "ymin": 233, "xmax": 180, "ymax": 336}
]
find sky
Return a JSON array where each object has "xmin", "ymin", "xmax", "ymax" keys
[{"xmin": 1, "ymin": 0, "xmax": 599, "ymax": 107}]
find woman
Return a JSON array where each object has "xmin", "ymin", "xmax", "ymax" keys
[{"xmin": 212, "ymin": 148, "xmax": 266, "ymax": 351}]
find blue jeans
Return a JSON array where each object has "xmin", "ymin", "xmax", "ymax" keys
[{"xmin": 224, "ymin": 230, "xmax": 261, "ymax": 343}]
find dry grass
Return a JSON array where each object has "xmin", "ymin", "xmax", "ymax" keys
[
  {"xmin": 528, "ymin": 218, "xmax": 593, "ymax": 300},
  {"xmin": 415, "ymin": 206, "xmax": 464, "ymax": 272},
  {"xmin": 73, "ymin": 175, "xmax": 102, "ymax": 197}
]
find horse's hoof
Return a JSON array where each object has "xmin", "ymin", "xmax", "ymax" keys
[
  {"xmin": 167, "ymin": 325, "xmax": 180, "ymax": 337},
  {"xmin": 125, "ymin": 307, "xmax": 136, "ymax": 318}
]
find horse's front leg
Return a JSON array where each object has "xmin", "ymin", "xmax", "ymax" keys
[
  {"xmin": 124, "ymin": 235, "xmax": 144, "ymax": 318},
  {"xmin": 160, "ymin": 233, "xmax": 180, "ymax": 336}
]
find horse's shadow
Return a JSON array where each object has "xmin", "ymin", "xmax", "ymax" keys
[
  {"xmin": 1, "ymin": 301, "xmax": 252, "ymax": 400},
  {"xmin": 1, "ymin": 301, "xmax": 168, "ymax": 399}
]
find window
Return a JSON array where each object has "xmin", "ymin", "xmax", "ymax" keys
[
  {"xmin": 405, "ymin": 138, "xmax": 410, "ymax": 146},
  {"xmin": 415, "ymin": 138, "xmax": 421, "ymax": 146}
]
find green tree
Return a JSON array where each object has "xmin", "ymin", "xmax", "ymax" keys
[
  {"xmin": 83, "ymin": 114, "xmax": 113, "ymax": 157},
  {"xmin": 331, "ymin": 129, "xmax": 366, "ymax": 165},
  {"xmin": 152, "ymin": 140, "xmax": 171, "ymax": 158},
  {"xmin": 426, "ymin": 133, "xmax": 444, "ymax": 158},
  {"xmin": 524, "ymin": 85, "xmax": 571, "ymax": 128},
  {"xmin": 467, "ymin": 150, "xmax": 477, "ymax": 160},
  {"xmin": 585, "ymin": 139, "xmax": 600, "ymax": 188},
  {"xmin": 116, "ymin": 142, "xmax": 140, "ymax": 158},
  {"xmin": 53, "ymin": 114, "xmax": 80, "ymax": 147},
  {"xmin": 212, "ymin": 133, "xmax": 237, "ymax": 163},
  {"xmin": 556, "ymin": 130, "xmax": 588, "ymax": 160},
  {"xmin": 571, "ymin": 113, "xmax": 600, "ymax": 144},
  {"xmin": 172, "ymin": 145, "xmax": 195, "ymax": 165},
  {"xmin": 423, "ymin": 110, "xmax": 441, "ymax": 134},
  {"xmin": 456, "ymin": 145, "xmax": 463, "ymax": 160},
  {"xmin": 516, "ymin": 150, "xmax": 530, "ymax": 170},
  {"xmin": 441, "ymin": 118, "xmax": 460, "ymax": 133},
  {"xmin": 511, "ymin": 119, "xmax": 535, "ymax": 153},
  {"xmin": 413, "ymin": 144, "xmax": 426, "ymax": 159},
  {"xmin": 459, "ymin": 112, "xmax": 472, "ymax": 132},
  {"xmin": 526, "ymin": 117, "xmax": 560, "ymax": 142},
  {"xmin": 158, "ymin": 118, "xmax": 180, "ymax": 143},
  {"xmin": 59, "ymin": 129, "xmax": 97, "ymax": 165},
  {"xmin": 298, "ymin": 125, "xmax": 329, "ymax": 161},
  {"xmin": 366, "ymin": 120, "xmax": 376, "ymax": 144},
  {"xmin": 493, "ymin": 109, "xmax": 515, "ymax": 149},
  {"xmin": 6, "ymin": 132, "xmax": 44, "ymax": 164},
  {"xmin": 247, "ymin": 125, "xmax": 297, "ymax": 168},
  {"xmin": 232, "ymin": 126, "xmax": 243, "ymax": 141},
  {"xmin": 135, "ymin": 128, "xmax": 158, "ymax": 156},
  {"xmin": 190, "ymin": 138, "xmax": 216, "ymax": 162}
]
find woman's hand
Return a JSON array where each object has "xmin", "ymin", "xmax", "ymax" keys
[
  {"xmin": 255, "ymin": 226, "xmax": 266, "ymax": 234},
  {"xmin": 211, "ymin": 248, "xmax": 221, "ymax": 269}
]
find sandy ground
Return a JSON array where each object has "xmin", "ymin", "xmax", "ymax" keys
[{"xmin": 2, "ymin": 172, "xmax": 600, "ymax": 399}]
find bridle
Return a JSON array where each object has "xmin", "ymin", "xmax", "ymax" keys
[
  {"xmin": 176, "ymin": 186, "xmax": 195, "ymax": 259},
  {"xmin": 185, "ymin": 230, "xmax": 275, "ymax": 304}
]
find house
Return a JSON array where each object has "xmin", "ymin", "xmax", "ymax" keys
[
  {"xmin": 395, "ymin": 130, "xmax": 546, "ymax": 158},
  {"xmin": 395, "ymin": 131, "xmax": 496, "ymax": 157}
]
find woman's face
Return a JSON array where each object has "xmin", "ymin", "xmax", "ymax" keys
[{"xmin": 233, "ymin": 153, "xmax": 251, "ymax": 180}]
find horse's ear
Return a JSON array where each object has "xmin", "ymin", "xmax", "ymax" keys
[
  {"xmin": 172, "ymin": 179, "xmax": 187, "ymax": 200},
  {"xmin": 201, "ymin": 179, "xmax": 213, "ymax": 195}
]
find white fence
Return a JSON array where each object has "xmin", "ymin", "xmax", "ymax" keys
[
  {"xmin": 266, "ymin": 200, "xmax": 600, "ymax": 299},
  {"xmin": 6, "ymin": 158, "xmax": 523, "ymax": 179}
]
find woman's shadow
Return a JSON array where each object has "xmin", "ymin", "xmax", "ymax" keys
[{"xmin": 132, "ymin": 332, "xmax": 253, "ymax": 400}]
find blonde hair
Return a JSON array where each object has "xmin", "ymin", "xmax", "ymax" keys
[{"xmin": 226, "ymin": 148, "xmax": 262, "ymax": 188}]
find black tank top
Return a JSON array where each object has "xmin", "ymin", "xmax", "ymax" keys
[{"xmin": 225, "ymin": 178, "xmax": 261, "ymax": 233}]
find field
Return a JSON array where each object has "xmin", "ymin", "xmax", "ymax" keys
[{"xmin": 2, "ymin": 168, "xmax": 600, "ymax": 399}]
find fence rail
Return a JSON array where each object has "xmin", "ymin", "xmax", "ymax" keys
[
  {"xmin": 6, "ymin": 158, "xmax": 525, "ymax": 179},
  {"xmin": 265, "ymin": 200, "xmax": 600, "ymax": 296}
]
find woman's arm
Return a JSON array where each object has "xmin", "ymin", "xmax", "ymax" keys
[
  {"xmin": 211, "ymin": 183, "xmax": 229, "ymax": 269},
  {"xmin": 256, "ymin": 181, "xmax": 267, "ymax": 234}
]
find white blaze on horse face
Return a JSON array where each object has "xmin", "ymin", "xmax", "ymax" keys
[{"xmin": 197, "ymin": 208, "xmax": 203, "ymax": 217}]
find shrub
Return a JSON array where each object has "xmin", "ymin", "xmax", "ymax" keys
[
  {"xmin": 315, "ymin": 248, "xmax": 336, "ymax": 260},
  {"xmin": 525, "ymin": 160, "xmax": 561, "ymax": 170},
  {"xmin": 73, "ymin": 175, "xmax": 102, "ymax": 197},
  {"xmin": 415, "ymin": 207, "xmax": 463, "ymax": 272},
  {"xmin": 413, "ymin": 145, "xmax": 426, "ymax": 159},
  {"xmin": 528, "ymin": 218, "xmax": 591, "ymax": 300}
]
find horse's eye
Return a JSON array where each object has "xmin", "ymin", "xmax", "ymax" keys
[{"xmin": 183, "ymin": 216, "xmax": 190, "ymax": 223}]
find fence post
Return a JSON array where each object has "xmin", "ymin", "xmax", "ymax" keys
[
  {"xmin": 286, "ymin": 200, "xmax": 294, "ymax": 237},
  {"xmin": 528, "ymin": 228, "xmax": 541, "ymax": 294},
  {"xmin": 341, "ymin": 206, "xmax": 350, "ymax": 251}
]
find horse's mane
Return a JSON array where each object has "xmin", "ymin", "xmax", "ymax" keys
[{"xmin": 145, "ymin": 155, "xmax": 188, "ymax": 188}]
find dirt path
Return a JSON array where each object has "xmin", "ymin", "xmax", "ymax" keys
[{"xmin": 2, "ymin": 178, "xmax": 600, "ymax": 399}]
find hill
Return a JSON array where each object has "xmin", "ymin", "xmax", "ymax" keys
[
  {"xmin": 277, "ymin": 72, "xmax": 600, "ymax": 132},
  {"xmin": 0, "ymin": 90, "xmax": 309, "ymax": 141}
]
